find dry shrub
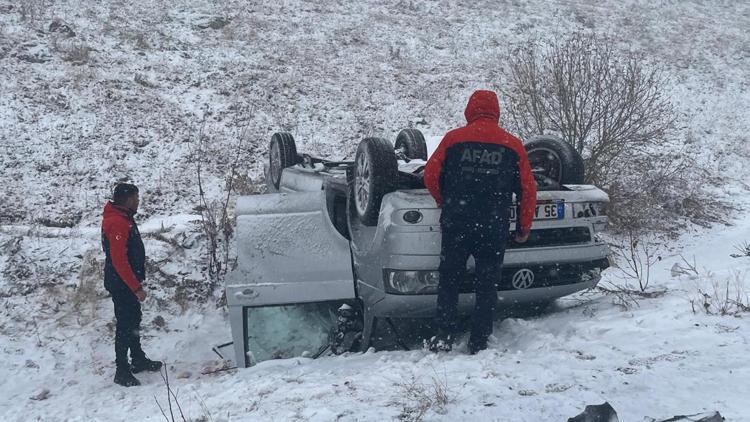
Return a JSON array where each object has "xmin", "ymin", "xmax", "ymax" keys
[
  {"xmin": 61, "ymin": 42, "xmax": 91, "ymax": 65},
  {"xmin": 192, "ymin": 111, "xmax": 253, "ymax": 291},
  {"xmin": 50, "ymin": 35, "xmax": 92, "ymax": 65},
  {"xmin": 689, "ymin": 271, "xmax": 750, "ymax": 316},
  {"xmin": 611, "ymin": 230, "xmax": 661, "ymax": 292},
  {"xmin": 72, "ymin": 250, "xmax": 104, "ymax": 321},
  {"xmin": 730, "ymin": 241, "xmax": 750, "ymax": 259},
  {"xmin": 503, "ymin": 31, "xmax": 676, "ymax": 185},
  {"xmin": 596, "ymin": 230, "xmax": 666, "ymax": 309},
  {"xmin": 391, "ymin": 373, "xmax": 452, "ymax": 422},
  {"xmin": 501, "ymin": 31, "xmax": 721, "ymax": 233}
]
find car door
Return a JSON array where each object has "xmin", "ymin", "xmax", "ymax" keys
[{"xmin": 226, "ymin": 191, "xmax": 355, "ymax": 367}]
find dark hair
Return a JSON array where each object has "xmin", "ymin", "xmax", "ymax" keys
[{"xmin": 112, "ymin": 183, "xmax": 139, "ymax": 205}]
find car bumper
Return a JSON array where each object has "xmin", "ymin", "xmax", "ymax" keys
[
  {"xmin": 356, "ymin": 243, "xmax": 610, "ymax": 319},
  {"xmin": 359, "ymin": 277, "xmax": 600, "ymax": 318}
]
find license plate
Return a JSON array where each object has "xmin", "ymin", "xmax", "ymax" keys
[{"xmin": 510, "ymin": 201, "xmax": 565, "ymax": 221}]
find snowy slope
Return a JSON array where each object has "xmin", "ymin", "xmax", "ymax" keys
[
  {"xmin": 2, "ymin": 209, "xmax": 749, "ymax": 421},
  {"xmin": 1, "ymin": 0, "xmax": 748, "ymax": 225},
  {"xmin": 2, "ymin": 0, "xmax": 750, "ymax": 421}
]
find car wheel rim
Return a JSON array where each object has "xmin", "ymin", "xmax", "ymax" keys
[
  {"xmin": 270, "ymin": 141, "xmax": 281, "ymax": 185},
  {"xmin": 528, "ymin": 147, "xmax": 562, "ymax": 184},
  {"xmin": 355, "ymin": 151, "xmax": 370, "ymax": 216}
]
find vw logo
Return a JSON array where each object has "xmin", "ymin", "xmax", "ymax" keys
[{"xmin": 512, "ymin": 269, "xmax": 535, "ymax": 289}]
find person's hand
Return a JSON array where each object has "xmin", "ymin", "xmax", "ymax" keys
[
  {"xmin": 135, "ymin": 289, "xmax": 146, "ymax": 302},
  {"xmin": 514, "ymin": 231, "xmax": 530, "ymax": 244}
]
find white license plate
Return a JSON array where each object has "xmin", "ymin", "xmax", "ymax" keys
[{"xmin": 510, "ymin": 202, "xmax": 565, "ymax": 221}]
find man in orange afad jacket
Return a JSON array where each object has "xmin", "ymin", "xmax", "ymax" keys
[{"xmin": 424, "ymin": 90, "xmax": 537, "ymax": 354}]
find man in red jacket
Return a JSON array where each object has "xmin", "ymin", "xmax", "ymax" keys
[
  {"xmin": 102, "ymin": 183, "xmax": 162, "ymax": 386},
  {"xmin": 424, "ymin": 90, "xmax": 537, "ymax": 354}
]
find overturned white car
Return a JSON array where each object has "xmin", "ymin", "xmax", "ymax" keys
[{"xmin": 225, "ymin": 129, "xmax": 611, "ymax": 367}]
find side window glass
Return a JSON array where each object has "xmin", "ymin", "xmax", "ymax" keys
[{"xmin": 244, "ymin": 301, "xmax": 345, "ymax": 365}]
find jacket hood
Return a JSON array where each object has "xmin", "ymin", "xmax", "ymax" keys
[
  {"xmin": 464, "ymin": 90, "xmax": 500, "ymax": 124},
  {"xmin": 103, "ymin": 201, "xmax": 135, "ymax": 219}
]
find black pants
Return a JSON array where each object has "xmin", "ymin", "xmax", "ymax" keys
[
  {"xmin": 435, "ymin": 215, "xmax": 509, "ymax": 345},
  {"xmin": 110, "ymin": 289, "xmax": 145, "ymax": 369}
]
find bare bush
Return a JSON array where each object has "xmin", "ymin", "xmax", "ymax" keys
[
  {"xmin": 155, "ymin": 367, "xmax": 214, "ymax": 422},
  {"xmin": 503, "ymin": 31, "xmax": 676, "ymax": 184},
  {"xmin": 50, "ymin": 36, "xmax": 92, "ymax": 65},
  {"xmin": 61, "ymin": 42, "xmax": 91, "ymax": 65},
  {"xmin": 670, "ymin": 255, "xmax": 700, "ymax": 278},
  {"xmin": 500, "ymin": 31, "xmax": 717, "ymax": 231},
  {"xmin": 730, "ymin": 241, "xmax": 750, "ymax": 259},
  {"xmin": 192, "ymin": 113, "xmax": 252, "ymax": 292},
  {"xmin": 613, "ymin": 230, "xmax": 661, "ymax": 292},
  {"xmin": 689, "ymin": 271, "xmax": 750, "ymax": 316},
  {"xmin": 155, "ymin": 366, "xmax": 187, "ymax": 422},
  {"xmin": 597, "ymin": 230, "xmax": 664, "ymax": 308}
]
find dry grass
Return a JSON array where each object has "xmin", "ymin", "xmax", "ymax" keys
[
  {"xmin": 730, "ymin": 241, "xmax": 750, "ymax": 259},
  {"xmin": 50, "ymin": 35, "xmax": 92, "ymax": 65},
  {"xmin": 390, "ymin": 372, "xmax": 452, "ymax": 422},
  {"xmin": 62, "ymin": 42, "xmax": 91, "ymax": 65},
  {"xmin": 690, "ymin": 271, "xmax": 750, "ymax": 316},
  {"xmin": 597, "ymin": 231, "xmax": 665, "ymax": 309},
  {"xmin": 18, "ymin": 0, "xmax": 50, "ymax": 25},
  {"xmin": 72, "ymin": 250, "xmax": 104, "ymax": 322}
]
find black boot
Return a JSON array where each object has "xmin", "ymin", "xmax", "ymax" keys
[
  {"xmin": 468, "ymin": 331, "xmax": 490, "ymax": 354},
  {"xmin": 131, "ymin": 357, "xmax": 163, "ymax": 374},
  {"xmin": 467, "ymin": 338, "xmax": 488, "ymax": 355},
  {"xmin": 114, "ymin": 368, "xmax": 141, "ymax": 387}
]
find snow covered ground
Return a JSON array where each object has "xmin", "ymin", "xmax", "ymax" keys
[
  {"xmin": 2, "ymin": 208, "xmax": 750, "ymax": 421},
  {"xmin": 2, "ymin": 0, "xmax": 750, "ymax": 421}
]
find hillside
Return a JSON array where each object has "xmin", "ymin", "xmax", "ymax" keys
[{"xmin": 1, "ymin": 0, "xmax": 748, "ymax": 225}]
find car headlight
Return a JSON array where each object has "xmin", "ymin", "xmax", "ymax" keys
[
  {"xmin": 572, "ymin": 202, "xmax": 606, "ymax": 218},
  {"xmin": 385, "ymin": 270, "xmax": 440, "ymax": 294}
]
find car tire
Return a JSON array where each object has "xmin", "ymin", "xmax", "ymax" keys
[
  {"xmin": 353, "ymin": 137, "xmax": 398, "ymax": 226},
  {"xmin": 268, "ymin": 132, "xmax": 298, "ymax": 190},
  {"xmin": 394, "ymin": 129, "xmax": 428, "ymax": 161},
  {"xmin": 524, "ymin": 135, "xmax": 585, "ymax": 186}
]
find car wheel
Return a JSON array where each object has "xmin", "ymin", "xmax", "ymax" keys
[
  {"xmin": 394, "ymin": 129, "xmax": 428, "ymax": 161},
  {"xmin": 268, "ymin": 132, "xmax": 298, "ymax": 190},
  {"xmin": 353, "ymin": 137, "xmax": 398, "ymax": 226},
  {"xmin": 524, "ymin": 135, "xmax": 585, "ymax": 186}
]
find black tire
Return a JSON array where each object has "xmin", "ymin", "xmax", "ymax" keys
[
  {"xmin": 268, "ymin": 132, "xmax": 298, "ymax": 190},
  {"xmin": 353, "ymin": 137, "xmax": 398, "ymax": 226},
  {"xmin": 394, "ymin": 129, "xmax": 428, "ymax": 161},
  {"xmin": 524, "ymin": 135, "xmax": 585, "ymax": 186}
]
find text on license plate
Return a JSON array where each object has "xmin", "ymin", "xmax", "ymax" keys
[{"xmin": 510, "ymin": 202, "xmax": 565, "ymax": 221}]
